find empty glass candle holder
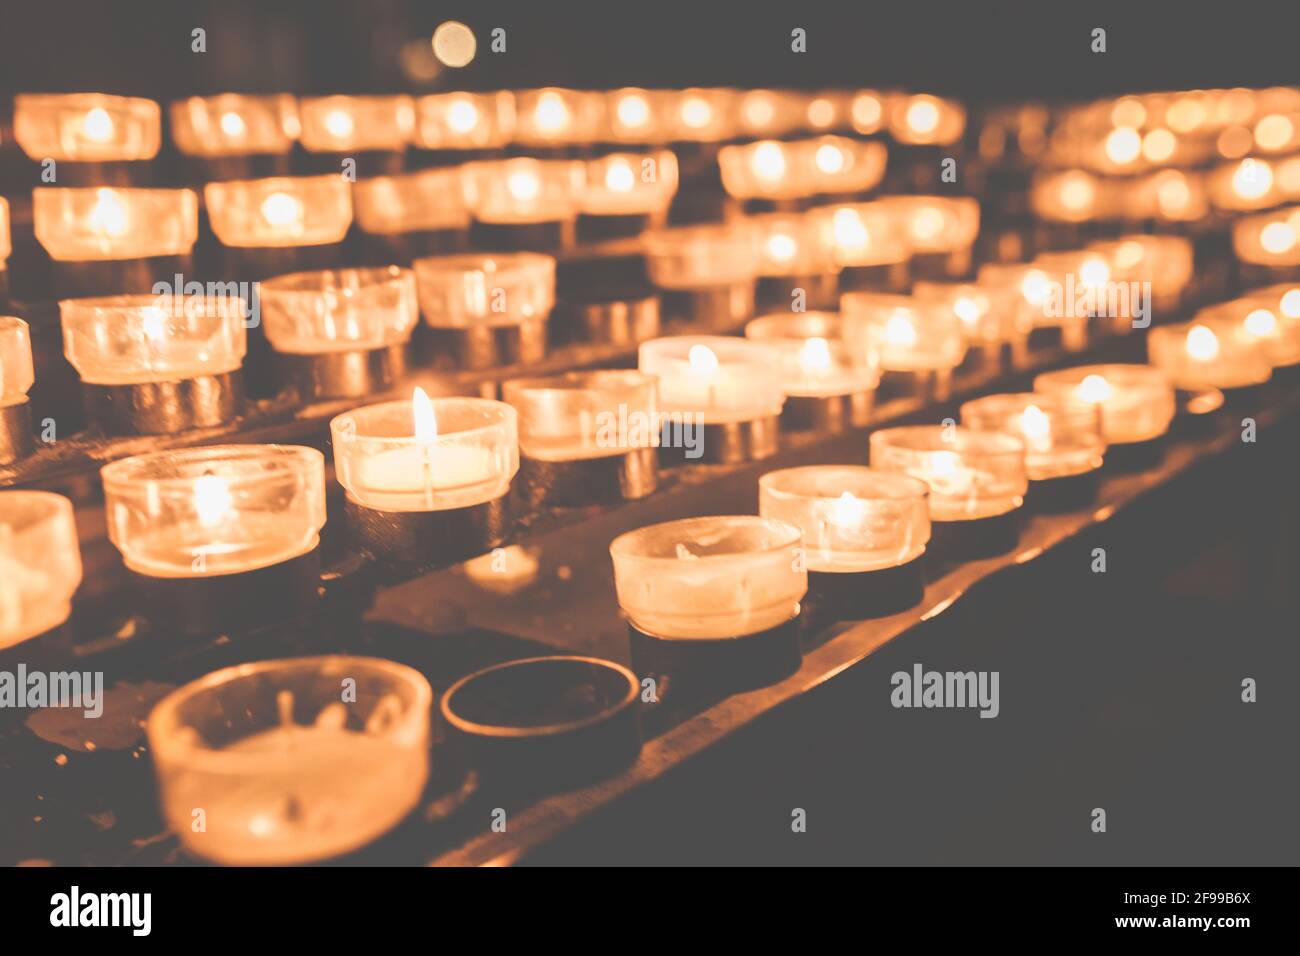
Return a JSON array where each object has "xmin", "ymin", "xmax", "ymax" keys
[
  {"xmin": 870, "ymin": 425, "xmax": 1026, "ymax": 560},
  {"xmin": 146, "ymin": 655, "xmax": 432, "ymax": 865},
  {"xmin": 840, "ymin": 292, "xmax": 967, "ymax": 375},
  {"xmin": 512, "ymin": 88, "xmax": 603, "ymax": 146},
  {"xmin": 13, "ymin": 93, "xmax": 161, "ymax": 163},
  {"xmin": 413, "ymin": 252, "xmax": 554, "ymax": 368},
  {"xmin": 0, "ymin": 491, "xmax": 83, "ymax": 649},
  {"xmin": 610, "ymin": 515, "xmax": 806, "ymax": 639},
  {"xmin": 413, "ymin": 91, "xmax": 516, "ymax": 150},
  {"xmin": 0, "ymin": 316, "xmax": 35, "ymax": 464},
  {"xmin": 744, "ymin": 312, "xmax": 877, "ymax": 430},
  {"xmin": 205, "ymin": 175, "xmax": 352, "ymax": 248},
  {"xmin": 1034, "ymin": 364, "xmax": 1176, "ymax": 462},
  {"xmin": 102, "ymin": 444, "xmax": 326, "ymax": 579},
  {"xmin": 503, "ymin": 370, "xmax": 659, "ymax": 505},
  {"xmin": 961, "ymin": 393, "xmax": 1105, "ymax": 511},
  {"xmin": 258, "ymin": 266, "xmax": 417, "ymax": 399},
  {"xmin": 170, "ymin": 94, "xmax": 301, "ymax": 158},
  {"xmin": 60, "ymin": 293, "xmax": 247, "ymax": 434},
  {"xmin": 33, "ymin": 187, "xmax": 199, "ymax": 262},
  {"xmin": 298, "ymin": 95, "xmax": 415, "ymax": 154},
  {"xmin": 331, "ymin": 392, "xmax": 518, "ymax": 564},
  {"xmin": 1148, "ymin": 319, "xmax": 1273, "ymax": 391}
]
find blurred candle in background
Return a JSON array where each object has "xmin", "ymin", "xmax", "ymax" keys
[
  {"xmin": 840, "ymin": 292, "xmax": 967, "ymax": 373},
  {"xmin": 0, "ymin": 491, "xmax": 82, "ymax": 648},
  {"xmin": 170, "ymin": 94, "xmax": 300, "ymax": 159},
  {"xmin": 1034, "ymin": 364, "xmax": 1176, "ymax": 447},
  {"xmin": 298, "ymin": 95, "xmax": 415, "ymax": 155},
  {"xmin": 33, "ymin": 187, "xmax": 198, "ymax": 262},
  {"xmin": 1148, "ymin": 318, "xmax": 1273, "ymax": 390},
  {"xmin": 13, "ymin": 93, "xmax": 161, "ymax": 164},
  {"xmin": 205, "ymin": 175, "xmax": 352, "ymax": 248},
  {"xmin": 961, "ymin": 392, "xmax": 1105, "ymax": 481}
]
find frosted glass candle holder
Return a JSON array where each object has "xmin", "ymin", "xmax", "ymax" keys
[
  {"xmin": 870, "ymin": 425, "xmax": 1027, "ymax": 523},
  {"xmin": 1233, "ymin": 206, "xmax": 1300, "ymax": 266},
  {"xmin": 840, "ymin": 292, "xmax": 967, "ymax": 373},
  {"xmin": 737, "ymin": 90, "xmax": 806, "ymax": 138},
  {"xmin": 975, "ymin": 262, "xmax": 1054, "ymax": 340},
  {"xmin": 413, "ymin": 91, "xmax": 515, "ymax": 150},
  {"xmin": 609, "ymin": 515, "xmax": 806, "ymax": 639},
  {"xmin": 666, "ymin": 88, "xmax": 739, "ymax": 142},
  {"xmin": 413, "ymin": 252, "xmax": 554, "ymax": 328},
  {"xmin": 1234, "ymin": 284, "xmax": 1300, "ymax": 367},
  {"xmin": 1030, "ymin": 170, "xmax": 1113, "ymax": 223},
  {"xmin": 0, "ymin": 491, "xmax": 82, "ymax": 648},
  {"xmin": 331, "ymin": 393, "xmax": 518, "ymax": 513},
  {"xmin": 718, "ymin": 137, "xmax": 887, "ymax": 200},
  {"xmin": 13, "ymin": 93, "xmax": 161, "ymax": 162},
  {"xmin": 879, "ymin": 196, "xmax": 980, "ymax": 255},
  {"xmin": 745, "ymin": 312, "xmax": 879, "ymax": 396},
  {"xmin": 170, "ymin": 94, "xmax": 300, "ymax": 157},
  {"xmin": 33, "ymin": 187, "xmax": 199, "ymax": 261},
  {"xmin": 512, "ymin": 88, "xmax": 603, "ymax": 146},
  {"xmin": 603, "ymin": 88, "xmax": 666, "ymax": 143},
  {"xmin": 1208, "ymin": 157, "xmax": 1279, "ymax": 212},
  {"xmin": 808, "ymin": 201, "xmax": 908, "ymax": 270},
  {"xmin": 0, "ymin": 197, "xmax": 11, "ymax": 265},
  {"xmin": 205, "ymin": 176, "xmax": 352, "ymax": 248},
  {"xmin": 146, "ymin": 655, "xmax": 431, "ymax": 865},
  {"xmin": 1148, "ymin": 319, "xmax": 1273, "ymax": 390},
  {"xmin": 579, "ymin": 151, "xmax": 679, "ymax": 216},
  {"xmin": 913, "ymin": 280, "xmax": 1031, "ymax": 349},
  {"xmin": 353, "ymin": 168, "xmax": 472, "ymax": 236},
  {"xmin": 749, "ymin": 213, "xmax": 837, "ymax": 278},
  {"xmin": 759, "ymin": 466, "xmax": 930, "ymax": 573},
  {"xmin": 259, "ymin": 266, "xmax": 417, "ymax": 354},
  {"xmin": 1034, "ymin": 364, "xmax": 1175, "ymax": 447},
  {"xmin": 0, "ymin": 316, "xmax": 35, "ymax": 408},
  {"xmin": 887, "ymin": 94, "xmax": 966, "ymax": 145},
  {"xmin": 961, "ymin": 392, "xmax": 1105, "ymax": 481},
  {"xmin": 298, "ymin": 95, "xmax": 414, "ymax": 153},
  {"xmin": 61, "ymin": 294, "xmax": 247, "ymax": 385},
  {"xmin": 464, "ymin": 157, "xmax": 585, "ymax": 224},
  {"xmin": 101, "ymin": 445, "xmax": 326, "ymax": 578},
  {"xmin": 503, "ymin": 370, "xmax": 659, "ymax": 506},
  {"xmin": 642, "ymin": 223, "xmax": 762, "ymax": 289},
  {"xmin": 1127, "ymin": 169, "xmax": 1209, "ymax": 223},
  {"xmin": 639, "ymin": 335, "xmax": 784, "ymax": 423}
]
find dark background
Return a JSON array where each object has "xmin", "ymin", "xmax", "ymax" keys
[{"xmin": 0, "ymin": 0, "xmax": 1295, "ymax": 101}]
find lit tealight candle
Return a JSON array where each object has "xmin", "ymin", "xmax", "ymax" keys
[
  {"xmin": 878, "ymin": 195, "xmax": 979, "ymax": 280},
  {"xmin": 147, "ymin": 655, "xmax": 431, "ymax": 865},
  {"xmin": 668, "ymin": 89, "xmax": 738, "ymax": 142},
  {"xmin": 413, "ymin": 252, "xmax": 555, "ymax": 368},
  {"xmin": 1233, "ymin": 204, "xmax": 1300, "ymax": 269},
  {"xmin": 718, "ymin": 137, "xmax": 886, "ymax": 202},
  {"xmin": 1233, "ymin": 284, "xmax": 1300, "ymax": 368},
  {"xmin": 870, "ymin": 425, "xmax": 1028, "ymax": 559},
  {"xmin": 914, "ymin": 280, "xmax": 1031, "ymax": 366},
  {"xmin": 961, "ymin": 393, "xmax": 1106, "ymax": 510},
  {"xmin": 0, "ymin": 316, "xmax": 36, "ymax": 464},
  {"xmin": 13, "ymin": 93, "xmax": 161, "ymax": 165},
  {"xmin": 298, "ymin": 95, "xmax": 415, "ymax": 156},
  {"xmin": 744, "ymin": 312, "xmax": 878, "ymax": 430},
  {"xmin": 840, "ymin": 292, "xmax": 967, "ymax": 398},
  {"xmin": 609, "ymin": 515, "xmax": 807, "ymax": 667},
  {"xmin": 759, "ymin": 466, "xmax": 929, "ymax": 617},
  {"xmin": 502, "ymin": 370, "xmax": 660, "ymax": 506},
  {"xmin": 169, "ymin": 94, "xmax": 300, "ymax": 176},
  {"xmin": 808, "ymin": 201, "xmax": 910, "ymax": 291},
  {"xmin": 512, "ymin": 88, "xmax": 602, "ymax": 146},
  {"xmin": 0, "ymin": 491, "xmax": 82, "ymax": 649},
  {"xmin": 1148, "ymin": 318, "xmax": 1273, "ymax": 391},
  {"xmin": 205, "ymin": 175, "xmax": 353, "ymax": 250},
  {"xmin": 463, "ymin": 157, "xmax": 585, "ymax": 250},
  {"xmin": 414, "ymin": 91, "xmax": 515, "ymax": 150},
  {"xmin": 1209, "ymin": 156, "xmax": 1278, "ymax": 211},
  {"xmin": 578, "ymin": 150, "xmax": 679, "ymax": 234},
  {"xmin": 643, "ymin": 223, "xmax": 762, "ymax": 328},
  {"xmin": 888, "ymin": 94, "xmax": 965, "ymax": 145},
  {"xmin": 351, "ymin": 167, "xmax": 472, "ymax": 259},
  {"xmin": 258, "ymin": 266, "xmax": 418, "ymax": 399},
  {"xmin": 60, "ymin": 294, "xmax": 247, "ymax": 435},
  {"xmin": 1034, "ymin": 364, "xmax": 1176, "ymax": 468},
  {"xmin": 331, "ymin": 392, "xmax": 518, "ymax": 564}
]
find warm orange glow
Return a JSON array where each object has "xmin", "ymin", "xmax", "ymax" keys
[
  {"xmin": 906, "ymin": 99, "xmax": 940, "ymax": 134},
  {"xmin": 604, "ymin": 158, "xmax": 635, "ymax": 193},
  {"xmin": 432, "ymin": 21, "xmax": 477, "ymax": 68},
  {"xmin": 1019, "ymin": 404, "xmax": 1051, "ymax": 447},
  {"xmin": 534, "ymin": 92, "xmax": 570, "ymax": 133},
  {"xmin": 1141, "ymin": 128, "xmax": 1176, "ymax": 163},
  {"xmin": 89, "ymin": 188, "xmax": 128, "ymax": 237},
  {"xmin": 799, "ymin": 337, "xmax": 833, "ymax": 374},
  {"xmin": 445, "ymin": 97, "xmax": 480, "ymax": 134},
  {"xmin": 911, "ymin": 206, "xmax": 945, "ymax": 242},
  {"xmin": 82, "ymin": 107, "xmax": 115, "ymax": 143},
  {"xmin": 324, "ymin": 109, "xmax": 354, "ymax": 140},
  {"xmin": 884, "ymin": 310, "xmax": 919, "ymax": 349},
  {"xmin": 1243, "ymin": 308, "xmax": 1278, "ymax": 337},
  {"xmin": 194, "ymin": 474, "xmax": 234, "ymax": 528},
  {"xmin": 814, "ymin": 141, "xmax": 846, "ymax": 174},
  {"xmin": 1254, "ymin": 114, "xmax": 1294, "ymax": 151},
  {"xmin": 412, "ymin": 386, "xmax": 438, "ymax": 443},
  {"xmin": 1260, "ymin": 221, "xmax": 1296, "ymax": 254},
  {"xmin": 766, "ymin": 233, "xmax": 798, "ymax": 263},
  {"xmin": 688, "ymin": 343, "xmax": 719, "ymax": 377},
  {"xmin": 751, "ymin": 141, "xmax": 787, "ymax": 180},
  {"xmin": 1232, "ymin": 158, "xmax": 1273, "ymax": 200},
  {"xmin": 680, "ymin": 97, "xmax": 712, "ymax": 129},
  {"xmin": 829, "ymin": 490, "xmax": 867, "ymax": 529},
  {"xmin": 831, "ymin": 208, "xmax": 868, "ymax": 252},
  {"xmin": 260, "ymin": 191, "xmax": 303, "ymax": 227},
  {"xmin": 1185, "ymin": 324, "xmax": 1221, "ymax": 362},
  {"xmin": 851, "ymin": 94, "xmax": 882, "ymax": 131},
  {"xmin": 1104, "ymin": 126, "xmax": 1142, "ymax": 165},
  {"xmin": 507, "ymin": 169, "xmax": 541, "ymax": 202},
  {"xmin": 617, "ymin": 93, "xmax": 650, "ymax": 129},
  {"xmin": 1076, "ymin": 374, "xmax": 1113, "ymax": 404},
  {"xmin": 1021, "ymin": 269, "xmax": 1050, "ymax": 306},
  {"xmin": 219, "ymin": 111, "xmax": 247, "ymax": 138},
  {"xmin": 807, "ymin": 97, "xmax": 836, "ymax": 129},
  {"xmin": 1280, "ymin": 288, "xmax": 1300, "ymax": 317}
]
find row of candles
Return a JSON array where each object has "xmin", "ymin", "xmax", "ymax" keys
[
  {"xmin": 2, "ymin": 309, "xmax": 1286, "ymax": 862},
  {"xmin": 5, "ymin": 89, "xmax": 963, "ymax": 164},
  {"xmin": 6, "ymin": 263, "xmax": 1300, "ymax": 650}
]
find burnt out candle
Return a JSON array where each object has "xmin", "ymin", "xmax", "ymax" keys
[
  {"xmin": 147, "ymin": 656, "xmax": 431, "ymax": 865},
  {"xmin": 961, "ymin": 393, "xmax": 1105, "ymax": 511},
  {"xmin": 13, "ymin": 93, "xmax": 160, "ymax": 185},
  {"xmin": 744, "ymin": 312, "xmax": 878, "ymax": 431},
  {"xmin": 759, "ymin": 466, "xmax": 929, "ymax": 618},
  {"xmin": 60, "ymin": 294, "xmax": 247, "ymax": 435},
  {"xmin": 331, "ymin": 391, "xmax": 518, "ymax": 567},
  {"xmin": 870, "ymin": 425, "xmax": 1027, "ymax": 561},
  {"xmin": 503, "ymin": 370, "xmax": 659, "ymax": 507},
  {"xmin": 0, "ymin": 316, "xmax": 35, "ymax": 465},
  {"xmin": 0, "ymin": 491, "xmax": 82, "ymax": 650},
  {"xmin": 1034, "ymin": 364, "xmax": 1176, "ymax": 470},
  {"xmin": 258, "ymin": 266, "xmax": 418, "ymax": 399},
  {"xmin": 33, "ymin": 187, "xmax": 199, "ymax": 296},
  {"xmin": 413, "ymin": 252, "xmax": 555, "ymax": 368},
  {"xmin": 101, "ymin": 445, "xmax": 327, "ymax": 634},
  {"xmin": 639, "ymin": 335, "xmax": 784, "ymax": 464},
  {"xmin": 643, "ymin": 223, "xmax": 762, "ymax": 329},
  {"xmin": 609, "ymin": 515, "xmax": 807, "ymax": 693}
]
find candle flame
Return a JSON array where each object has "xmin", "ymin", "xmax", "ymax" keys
[
  {"xmin": 82, "ymin": 107, "xmax": 115, "ymax": 143},
  {"xmin": 688, "ymin": 343, "xmax": 719, "ymax": 377},
  {"xmin": 1078, "ymin": 256, "xmax": 1110, "ymax": 289},
  {"xmin": 1021, "ymin": 269, "xmax": 1050, "ymax": 306},
  {"xmin": 1186, "ymin": 324, "xmax": 1221, "ymax": 362},
  {"xmin": 324, "ymin": 109, "xmax": 354, "ymax": 139},
  {"xmin": 929, "ymin": 450, "xmax": 961, "ymax": 479},
  {"xmin": 261, "ymin": 191, "xmax": 303, "ymax": 227},
  {"xmin": 194, "ymin": 473, "xmax": 233, "ymax": 528},
  {"xmin": 799, "ymin": 337, "xmax": 833, "ymax": 374},
  {"xmin": 141, "ymin": 306, "xmax": 168, "ymax": 342},
  {"xmin": 412, "ymin": 386, "xmax": 438, "ymax": 443},
  {"xmin": 831, "ymin": 208, "xmax": 869, "ymax": 252},
  {"xmin": 907, "ymin": 99, "xmax": 939, "ymax": 134},
  {"xmin": 814, "ymin": 142, "xmax": 845, "ymax": 174},
  {"xmin": 830, "ymin": 490, "xmax": 867, "ymax": 529},
  {"xmin": 1280, "ymin": 289, "xmax": 1300, "ymax": 317},
  {"xmin": 220, "ymin": 111, "xmax": 246, "ymax": 137},
  {"xmin": 1076, "ymin": 373, "xmax": 1113, "ymax": 403},
  {"xmin": 680, "ymin": 97, "xmax": 712, "ymax": 129},
  {"xmin": 1232, "ymin": 158, "xmax": 1272, "ymax": 200},
  {"xmin": 911, "ymin": 206, "xmax": 945, "ymax": 241},
  {"xmin": 604, "ymin": 158, "xmax": 635, "ymax": 193},
  {"xmin": 1260, "ymin": 221, "xmax": 1296, "ymax": 254},
  {"xmin": 89, "ymin": 188, "xmax": 128, "ymax": 237},
  {"xmin": 884, "ymin": 310, "xmax": 918, "ymax": 349},
  {"xmin": 752, "ymin": 141, "xmax": 786, "ymax": 180},
  {"xmin": 1020, "ymin": 404, "xmax": 1051, "ymax": 445},
  {"xmin": 674, "ymin": 542, "xmax": 699, "ymax": 561},
  {"xmin": 534, "ymin": 91, "xmax": 569, "ymax": 132},
  {"xmin": 446, "ymin": 97, "xmax": 480, "ymax": 134},
  {"xmin": 507, "ymin": 168, "xmax": 541, "ymax": 202},
  {"xmin": 616, "ymin": 93, "xmax": 650, "ymax": 129},
  {"xmin": 766, "ymin": 232, "xmax": 797, "ymax": 262},
  {"xmin": 1104, "ymin": 125, "xmax": 1142, "ymax": 165},
  {"xmin": 1243, "ymin": 308, "xmax": 1278, "ymax": 338},
  {"xmin": 953, "ymin": 295, "xmax": 982, "ymax": 328}
]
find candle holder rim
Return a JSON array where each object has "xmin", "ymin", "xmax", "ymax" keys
[
  {"xmin": 0, "ymin": 489, "xmax": 77, "ymax": 532},
  {"xmin": 1035, "ymin": 362, "xmax": 1174, "ymax": 388},
  {"xmin": 59, "ymin": 292, "xmax": 249, "ymax": 318},
  {"xmin": 145, "ymin": 654, "xmax": 433, "ymax": 773},
  {"xmin": 960, "ymin": 391, "xmax": 1105, "ymax": 422},
  {"xmin": 502, "ymin": 368, "xmax": 656, "ymax": 398},
  {"xmin": 609, "ymin": 514, "xmax": 802, "ymax": 563},
  {"xmin": 411, "ymin": 250, "xmax": 555, "ymax": 278},
  {"xmin": 329, "ymin": 396, "xmax": 517, "ymax": 446},
  {"xmin": 758, "ymin": 465, "xmax": 931, "ymax": 503},
  {"xmin": 101, "ymin": 443, "xmax": 324, "ymax": 491},
  {"xmin": 870, "ymin": 424, "xmax": 1027, "ymax": 457},
  {"xmin": 440, "ymin": 655, "xmax": 639, "ymax": 740}
]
